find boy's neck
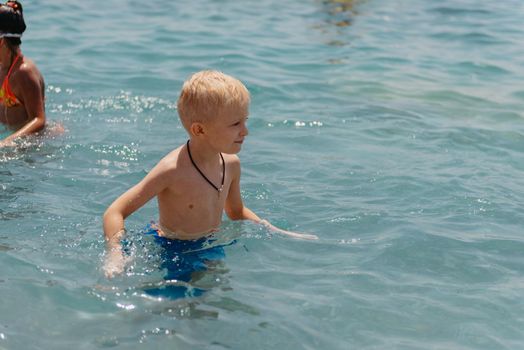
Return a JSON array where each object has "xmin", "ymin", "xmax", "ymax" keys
[{"xmin": 187, "ymin": 139, "xmax": 222, "ymax": 164}]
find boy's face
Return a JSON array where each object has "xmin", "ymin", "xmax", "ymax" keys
[{"xmin": 203, "ymin": 103, "xmax": 250, "ymax": 154}]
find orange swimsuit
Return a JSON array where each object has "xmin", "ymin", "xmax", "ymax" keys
[{"xmin": 0, "ymin": 53, "xmax": 21, "ymax": 108}]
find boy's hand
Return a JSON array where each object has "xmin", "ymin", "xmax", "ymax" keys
[
  {"xmin": 278, "ymin": 230, "xmax": 319, "ymax": 240},
  {"xmin": 103, "ymin": 249, "xmax": 127, "ymax": 278},
  {"xmin": 0, "ymin": 140, "xmax": 16, "ymax": 148},
  {"xmin": 259, "ymin": 219, "xmax": 319, "ymax": 240}
]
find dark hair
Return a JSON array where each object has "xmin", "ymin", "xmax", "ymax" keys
[{"xmin": 0, "ymin": 1, "xmax": 26, "ymax": 48}]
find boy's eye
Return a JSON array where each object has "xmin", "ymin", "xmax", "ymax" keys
[{"xmin": 231, "ymin": 117, "xmax": 248, "ymax": 127}]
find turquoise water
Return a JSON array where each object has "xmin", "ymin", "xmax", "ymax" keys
[{"xmin": 1, "ymin": 0, "xmax": 524, "ymax": 348}]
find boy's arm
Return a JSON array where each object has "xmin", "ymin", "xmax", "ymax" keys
[
  {"xmin": 224, "ymin": 157, "xmax": 318, "ymax": 240},
  {"xmin": 102, "ymin": 161, "xmax": 172, "ymax": 277}
]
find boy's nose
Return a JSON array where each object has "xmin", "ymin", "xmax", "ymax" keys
[{"xmin": 242, "ymin": 123, "xmax": 249, "ymax": 136}]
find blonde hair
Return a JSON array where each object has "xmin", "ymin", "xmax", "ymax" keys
[{"xmin": 177, "ymin": 70, "xmax": 250, "ymax": 130}]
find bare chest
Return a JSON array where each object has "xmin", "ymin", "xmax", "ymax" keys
[
  {"xmin": 157, "ymin": 172, "xmax": 232, "ymax": 233},
  {"xmin": 166, "ymin": 173, "xmax": 230, "ymax": 210}
]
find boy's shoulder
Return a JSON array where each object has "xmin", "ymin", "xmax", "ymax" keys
[
  {"xmin": 223, "ymin": 153, "xmax": 241, "ymax": 179},
  {"xmin": 224, "ymin": 153, "xmax": 241, "ymax": 170},
  {"xmin": 154, "ymin": 146, "xmax": 241, "ymax": 177},
  {"xmin": 223, "ymin": 153, "xmax": 240, "ymax": 163},
  {"xmin": 153, "ymin": 145, "xmax": 185, "ymax": 173}
]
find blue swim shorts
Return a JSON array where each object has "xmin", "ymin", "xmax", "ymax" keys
[{"xmin": 142, "ymin": 223, "xmax": 230, "ymax": 299}]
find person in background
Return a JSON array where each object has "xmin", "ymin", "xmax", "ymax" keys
[{"xmin": 0, "ymin": 1, "xmax": 46, "ymax": 147}]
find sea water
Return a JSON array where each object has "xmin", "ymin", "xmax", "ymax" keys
[{"xmin": 1, "ymin": 0, "xmax": 524, "ymax": 348}]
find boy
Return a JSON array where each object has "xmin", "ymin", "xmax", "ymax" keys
[{"xmin": 103, "ymin": 70, "xmax": 317, "ymax": 279}]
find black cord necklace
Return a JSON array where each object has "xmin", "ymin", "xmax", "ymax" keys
[{"xmin": 186, "ymin": 140, "xmax": 225, "ymax": 196}]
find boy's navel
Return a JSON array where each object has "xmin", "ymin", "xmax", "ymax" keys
[{"xmin": 188, "ymin": 204, "xmax": 194, "ymax": 209}]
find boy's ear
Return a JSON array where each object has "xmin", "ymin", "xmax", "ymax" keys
[{"xmin": 189, "ymin": 122, "xmax": 205, "ymax": 137}]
